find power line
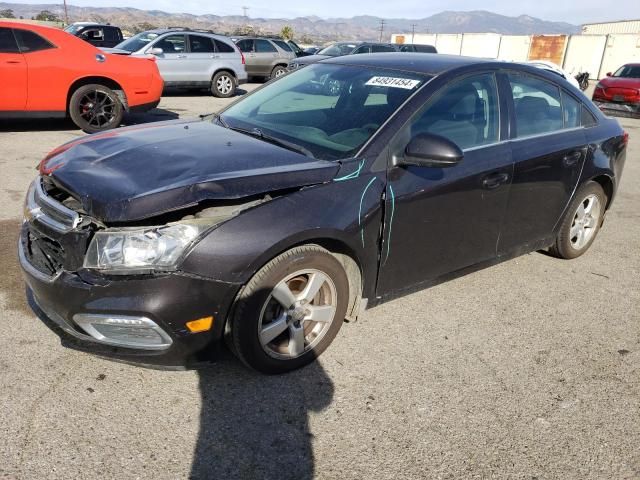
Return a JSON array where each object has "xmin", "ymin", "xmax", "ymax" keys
[{"xmin": 378, "ymin": 19, "xmax": 386, "ymax": 42}]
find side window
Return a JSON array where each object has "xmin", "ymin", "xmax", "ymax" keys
[
  {"xmin": 255, "ymin": 39, "xmax": 277, "ymax": 53},
  {"xmin": 561, "ymin": 91, "xmax": 580, "ymax": 128},
  {"xmin": 581, "ymin": 105, "xmax": 598, "ymax": 127},
  {"xmin": 399, "ymin": 45, "xmax": 414, "ymax": 52},
  {"xmin": 405, "ymin": 73, "xmax": 500, "ymax": 151},
  {"xmin": 215, "ymin": 39, "xmax": 235, "ymax": 53},
  {"xmin": 236, "ymin": 39, "xmax": 254, "ymax": 52},
  {"xmin": 354, "ymin": 45, "xmax": 371, "ymax": 54},
  {"xmin": 0, "ymin": 27, "xmax": 19, "ymax": 53},
  {"xmin": 104, "ymin": 28, "xmax": 119, "ymax": 42},
  {"xmin": 13, "ymin": 29, "xmax": 54, "ymax": 53},
  {"xmin": 509, "ymin": 73, "xmax": 563, "ymax": 137},
  {"xmin": 82, "ymin": 28, "xmax": 104, "ymax": 41},
  {"xmin": 189, "ymin": 35, "xmax": 214, "ymax": 53},
  {"xmin": 154, "ymin": 35, "xmax": 186, "ymax": 53},
  {"xmin": 372, "ymin": 45, "xmax": 395, "ymax": 53},
  {"xmin": 272, "ymin": 40, "xmax": 293, "ymax": 52}
]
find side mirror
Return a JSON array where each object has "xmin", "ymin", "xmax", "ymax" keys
[
  {"xmin": 148, "ymin": 47, "xmax": 164, "ymax": 55},
  {"xmin": 394, "ymin": 133, "xmax": 463, "ymax": 168},
  {"xmin": 606, "ymin": 72, "xmax": 612, "ymax": 77}
]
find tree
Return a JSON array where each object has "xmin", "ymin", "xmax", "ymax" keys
[
  {"xmin": 34, "ymin": 10, "xmax": 60, "ymax": 22},
  {"xmin": 280, "ymin": 25, "xmax": 293, "ymax": 40},
  {"xmin": 0, "ymin": 9, "xmax": 16, "ymax": 18},
  {"xmin": 132, "ymin": 22, "xmax": 158, "ymax": 33}
]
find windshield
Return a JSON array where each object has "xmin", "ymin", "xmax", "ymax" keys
[
  {"xmin": 613, "ymin": 65, "xmax": 640, "ymax": 79},
  {"xmin": 115, "ymin": 31, "xmax": 160, "ymax": 52},
  {"xmin": 318, "ymin": 43, "xmax": 358, "ymax": 56},
  {"xmin": 219, "ymin": 63, "xmax": 426, "ymax": 160}
]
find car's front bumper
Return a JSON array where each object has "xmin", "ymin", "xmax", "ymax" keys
[{"xmin": 20, "ymin": 225, "xmax": 241, "ymax": 369}]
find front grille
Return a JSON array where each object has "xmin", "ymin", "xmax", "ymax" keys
[{"xmin": 22, "ymin": 225, "xmax": 66, "ymax": 276}]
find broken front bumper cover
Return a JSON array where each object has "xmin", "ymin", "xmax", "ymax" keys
[{"xmin": 594, "ymin": 100, "xmax": 640, "ymax": 117}]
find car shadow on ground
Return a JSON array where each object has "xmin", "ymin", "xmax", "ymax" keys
[
  {"xmin": 191, "ymin": 351, "xmax": 333, "ymax": 480},
  {"xmin": 162, "ymin": 88, "xmax": 250, "ymax": 98}
]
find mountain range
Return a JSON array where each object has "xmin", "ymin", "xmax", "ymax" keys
[{"xmin": 0, "ymin": 3, "xmax": 580, "ymax": 41}]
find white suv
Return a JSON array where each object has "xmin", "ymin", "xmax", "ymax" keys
[{"xmin": 107, "ymin": 28, "xmax": 248, "ymax": 97}]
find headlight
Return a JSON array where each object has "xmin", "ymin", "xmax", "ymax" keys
[{"xmin": 83, "ymin": 222, "xmax": 210, "ymax": 274}]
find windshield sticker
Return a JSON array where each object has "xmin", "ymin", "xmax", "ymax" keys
[{"xmin": 365, "ymin": 77, "xmax": 421, "ymax": 89}]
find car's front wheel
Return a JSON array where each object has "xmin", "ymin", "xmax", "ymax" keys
[
  {"xmin": 228, "ymin": 245, "xmax": 349, "ymax": 374},
  {"xmin": 550, "ymin": 181, "xmax": 607, "ymax": 259},
  {"xmin": 211, "ymin": 71, "xmax": 236, "ymax": 98},
  {"xmin": 68, "ymin": 84, "xmax": 124, "ymax": 133}
]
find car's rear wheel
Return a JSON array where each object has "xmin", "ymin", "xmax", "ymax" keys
[
  {"xmin": 228, "ymin": 245, "xmax": 349, "ymax": 374},
  {"xmin": 211, "ymin": 71, "xmax": 236, "ymax": 98},
  {"xmin": 550, "ymin": 181, "xmax": 606, "ymax": 259},
  {"xmin": 69, "ymin": 84, "xmax": 124, "ymax": 133},
  {"xmin": 270, "ymin": 65, "xmax": 287, "ymax": 80}
]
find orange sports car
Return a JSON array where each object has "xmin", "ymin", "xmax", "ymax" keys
[{"xmin": 0, "ymin": 21, "xmax": 163, "ymax": 132}]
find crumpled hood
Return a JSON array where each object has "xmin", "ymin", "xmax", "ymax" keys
[{"xmin": 41, "ymin": 119, "xmax": 339, "ymax": 223}]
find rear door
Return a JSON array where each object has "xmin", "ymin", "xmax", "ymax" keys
[
  {"xmin": 187, "ymin": 34, "xmax": 216, "ymax": 82},
  {"xmin": 0, "ymin": 27, "xmax": 26, "ymax": 110},
  {"xmin": 150, "ymin": 34, "xmax": 188, "ymax": 83},
  {"xmin": 236, "ymin": 39, "xmax": 257, "ymax": 75},
  {"xmin": 498, "ymin": 71, "xmax": 588, "ymax": 253}
]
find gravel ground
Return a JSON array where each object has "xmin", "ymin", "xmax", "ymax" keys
[{"xmin": 0, "ymin": 85, "xmax": 638, "ymax": 480}]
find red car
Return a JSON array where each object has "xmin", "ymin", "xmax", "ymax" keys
[
  {"xmin": 0, "ymin": 21, "xmax": 163, "ymax": 132},
  {"xmin": 592, "ymin": 63, "xmax": 640, "ymax": 118}
]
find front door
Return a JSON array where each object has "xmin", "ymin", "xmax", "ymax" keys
[
  {"xmin": 150, "ymin": 34, "xmax": 189, "ymax": 83},
  {"xmin": 253, "ymin": 39, "xmax": 278, "ymax": 77},
  {"xmin": 0, "ymin": 27, "xmax": 27, "ymax": 110},
  {"xmin": 187, "ymin": 34, "xmax": 217, "ymax": 83},
  {"xmin": 498, "ymin": 72, "xmax": 588, "ymax": 253},
  {"xmin": 377, "ymin": 72, "xmax": 513, "ymax": 296}
]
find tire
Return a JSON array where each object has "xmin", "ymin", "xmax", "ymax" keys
[
  {"xmin": 228, "ymin": 245, "xmax": 349, "ymax": 374},
  {"xmin": 269, "ymin": 65, "xmax": 287, "ymax": 81},
  {"xmin": 211, "ymin": 71, "xmax": 236, "ymax": 98},
  {"xmin": 549, "ymin": 181, "xmax": 606, "ymax": 259},
  {"xmin": 68, "ymin": 84, "xmax": 124, "ymax": 133}
]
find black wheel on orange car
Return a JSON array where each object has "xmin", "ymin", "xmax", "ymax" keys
[
  {"xmin": 228, "ymin": 245, "xmax": 349, "ymax": 374},
  {"xmin": 211, "ymin": 71, "xmax": 236, "ymax": 98},
  {"xmin": 549, "ymin": 181, "xmax": 607, "ymax": 259},
  {"xmin": 69, "ymin": 84, "xmax": 124, "ymax": 133}
]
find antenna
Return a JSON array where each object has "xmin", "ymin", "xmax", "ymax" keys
[{"xmin": 378, "ymin": 19, "xmax": 386, "ymax": 42}]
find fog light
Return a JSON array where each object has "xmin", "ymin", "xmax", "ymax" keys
[
  {"xmin": 186, "ymin": 316, "xmax": 214, "ymax": 333},
  {"xmin": 73, "ymin": 314, "xmax": 173, "ymax": 350}
]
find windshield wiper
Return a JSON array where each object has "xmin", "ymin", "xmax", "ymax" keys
[{"xmin": 227, "ymin": 126, "xmax": 315, "ymax": 158}]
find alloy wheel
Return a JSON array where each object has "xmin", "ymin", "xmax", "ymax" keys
[
  {"xmin": 78, "ymin": 90, "xmax": 117, "ymax": 128},
  {"xmin": 216, "ymin": 75, "xmax": 233, "ymax": 95},
  {"xmin": 570, "ymin": 194, "xmax": 601, "ymax": 250}
]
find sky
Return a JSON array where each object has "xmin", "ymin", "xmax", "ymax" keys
[{"xmin": 12, "ymin": 0, "xmax": 640, "ymax": 25}]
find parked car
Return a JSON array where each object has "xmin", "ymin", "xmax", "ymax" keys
[
  {"xmin": 303, "ymin": 46, "xmax": 321, "ymax": 55},
  {"xmin": 21, "ymin": 54, "xmax": 627, "ymax": 374},
  {"xmin": 0, "ymin": 21, "xmax": 163, "ymax": 132},
  {"xmin": 64, "ymin": 22, "xmax": 123, "ymax": 48},
  {"xmin": 232, "ymin": 36, "xmax": 296, "ymax": 80},
  {"xmin": 398, "ymin": 43, "xmax": 438, "ymax": 53},
  {"xmin": 107, "ymin": 28, "xmax": 247, "ymax": 97},
  {"xmin": 288, "ymin": 41, "xmax": 436, "ymax": 69},
  {"xmin": 592, "ymin": 63, "xmax": 640, "ymax": 118},
  {"xmin": 523, "ymin": 60, "xmax": 581, "ymax": 90}
]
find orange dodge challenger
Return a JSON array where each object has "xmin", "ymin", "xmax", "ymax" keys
[{"xmin": 0, "ymin": 21, "xmax": 163, "ymax": 132}]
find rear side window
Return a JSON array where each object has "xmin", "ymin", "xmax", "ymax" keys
[
  {"xmin": 354, "ymin": 45, "xmax": 371, "ymax": 54},
  {"xmin": 255, "ymin": 39, "xmax": 277, "ymax": 53},
  {"xmin": 104, "ymin": 27, "xmax": 121, "ymax": 42},
  {"xmin": 371, "ymin": 45, "xmax": 395, "ymax": 53},
  {"xmin": 236, "ymin": 39, "xmax": 254, "ymax": 52},
  {"xmin": 13, "ymin": 29, "xmax": 54, "ymax": 53},
  {"xmin": 272, "ymin": 40, "xmax": 292, "ymax": 52},
  {"xmin": 561, "ymin": 91, "xmax": 580, "ymax": 128},
  {"xmin": 399, "ymin": 45, "xmax": 415, "ymax": 52},
  {"xmin": 215, "ymin": 39, "xmax": 235, "ymax": 53},
  {"xmin": 189, "ymin": 35, "xmax": 215, "ymax": 53},
  {"xmin": 581, "ymin": 105, "xmax": 598, "ymax": 127},
  {"xmin": 0, "ymin": 27, "xmax": 19, "ymax": 53},
  {"xmin": 509, "ymin": 73, "xmax": 563, "ymax": 137}
]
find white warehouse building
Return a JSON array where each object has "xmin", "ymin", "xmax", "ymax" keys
[{"xmin": 581, "ymin": 20, "xmax": 640, "ymax": 34}]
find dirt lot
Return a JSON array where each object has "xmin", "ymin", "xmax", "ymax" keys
[{"xmin": 0, "ymin": 86, "xmax": 639, "ymax": 480}]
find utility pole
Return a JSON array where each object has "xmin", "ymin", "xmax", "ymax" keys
[
  {"xmin": 63, "ymin": 0, "xmax": 69, "ymax": 25},
  {"xmin": 242, "ymin": 6, "xmax": 249, "ymax": 18},
  {"xmin": 411, "ymin": 23, "xmax": 416, "ymax": 43},
  {"xmin": 378, "ymin": 19, "xmax": 386, "ymax": 42}
]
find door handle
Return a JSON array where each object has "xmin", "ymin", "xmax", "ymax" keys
[
  {"xmin": 5, "ymin": 60, "xmax": 21, "ymax": 64},
  {"xmin": 562, "ymin": 151, "xmax": 582, "ymax": 167},
  {"xmin": 177, "ymin": 54, "xmax": 187, "ymax": 59},
  {"xmin": 482, "ymin": 172, "xmax": 509, "ymax": 190},
  {"xmin": 210, "ymin": 55, "xmax": 220, "ymax": 59}
]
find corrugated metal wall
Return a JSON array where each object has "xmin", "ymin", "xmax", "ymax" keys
[
  {"xmin": 391, "ymin": 32, "xmax": 640, "ymax": 80},
  {"xmin": 497, "ymin": 35, "xmax": 531, "ymax": 61},
  {"xmin": 460, "ymin": 33, "xmax": 501, "ymax": 58},
  {"xmin": 562, "ymin": 35, "xmax": 607, "ymax": 77},
  {"xmin": 582, "ymin": 20, "xmax": 640, "ymax": 35}
]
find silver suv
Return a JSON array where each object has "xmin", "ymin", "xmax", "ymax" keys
[
  {"xmin": 233, "ymin": 37, "xmax": 296, "ymax": 81},
  {"xmin": 109, "ymin": 28, "xmax": 247, "ymax": 97}
]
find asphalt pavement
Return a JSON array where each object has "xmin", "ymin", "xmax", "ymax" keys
[{"xmin": 0, "ymin": 85, "xmax": 638, "ymax": 480}]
